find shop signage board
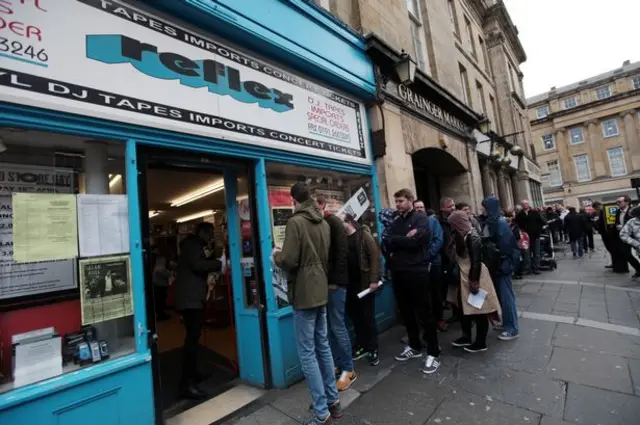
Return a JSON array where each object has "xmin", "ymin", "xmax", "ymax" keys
[
  {"xmin": 0, "ymin": 0, "xmax": 371, "ymax": 164},
  {"xmin": 0, "ymin": 164, "xmax": 77, "ymax": 300}
]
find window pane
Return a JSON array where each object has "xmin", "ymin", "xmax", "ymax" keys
[
  {"xmin": 574, "ymin": 155, "xmax": 591, "ymax": 182},
  {"xmin": 405, "ymin": 0, "xmax": 419, "ymax": 17},
  {"xmin": 542, "ymin": 134, "xmax": 555, "ymax": 150},
  {"xmin": 569, "ymin": 127, "xmax": 583, "ymax": 144},
  {"xmin": 596, "ymin": 86, "xmax": 611, "ymax": 100},
  {"xmin": 633, "ymin": 76, "xmax": 640, "ymax": 90},
  {"xmin": 564, "ymin": 97, "xmax": 577, "ymax": 109},
  {"xmin": 0, "ymin": 126, "xmax": 134, "ymax": 394},
  {"xmin": 410, "ymin": 23, "xmax": 427, "ymax": 71},
  {"xmin": 265, "ymin": 163, "xmax": 377, "ymax": 309},
  {"xmin": 602, "ymin": 119, "xmax": 619, "ymax": 137},
  {"xmin": 537, "ymin": 106, "xmax": 549, "ymax": 118},
  {"xmin": 607, "ymin": 147, "xmax": 627, "ymax": 177},
  {"xmin": 547, "ymin": 161, "xmax": 562, "ymax": 187}
]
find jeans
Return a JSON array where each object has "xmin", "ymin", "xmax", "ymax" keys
[
  {"xmin": 529, "ymin": 238, "xmax": 541, "ymax": 273},
  {"xmin": 498, "ymin": 275, "xmax": 519, "ymax": 335},
  {"xmin": 180, "ymin": 308, "xmax": 204, "ymax": 386},
  {"xmin": 346, "ymin": 288, "xmax": 378, "ymax": 352},
  {"xmin": 294, "ymin": 307, "xmax": 338, "ymax": 419},
  {"xmin": 570, "ymin": 238, "xmax": 584, "ymax": 257},
  {"xmin": 392, "ymin": 270, "xmax": 440, "ymax": 357},
  {"xmin": 327, "ymin": 288, "xmax": 354, "ymax": 372},
  {"xmin": 461, "ymin": 314, "xmax": 489, "ymax": 345}
]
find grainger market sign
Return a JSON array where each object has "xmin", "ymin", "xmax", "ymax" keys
[{"xmin": 0, "ymin": 0, "xmax": 370, "ymax": 164}]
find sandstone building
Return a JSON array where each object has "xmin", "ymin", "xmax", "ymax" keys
[
  {"xmin": 527, "ymin": 60, "xmax": 640, "ymax": 207},
  {"xmin": 315, "ymin": 0, "xmax": 543, "ymax": 208}
]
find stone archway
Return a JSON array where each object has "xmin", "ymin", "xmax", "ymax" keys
[{"xmin": 412, "ymin": 147, "xmax": 472, "ymax": 209}]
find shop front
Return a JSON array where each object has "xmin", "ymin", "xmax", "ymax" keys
[
  {"xmin": 0, "ymin": 1, "xmax": 387, "ymax": 424},
  {"xmin": 365, "ymin": 35, "xmax": 483, "ymax": 210}
]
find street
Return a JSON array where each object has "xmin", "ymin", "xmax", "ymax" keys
[{"xmin": 228, "ymin": 244, "xmax": 640, "ymax": 425}]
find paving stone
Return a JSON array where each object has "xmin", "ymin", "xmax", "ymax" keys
[
  {"xmin": 268, "ymin": 382, "xmax": 315, "ymax": 422},
  {"xmin": 564, "ymin": 383, "xmax": 640, "ymax": 425},
  {"xmin": 520, "ymin": 283, "xmax": 543, "ymax": 294},
  {"xmin": 346, "ymin": 372, "xmax": 445, "ymax": 425},
  {"xmin": 553, "ymin": 323, "xmax": 640, "ymax": 359},
  {"xmin": 539, "ymin": 417, "xmax": 575, "ymax": 425},
  {"xmin": 627, "ymin": 358, "xmax": 640, "ymax": 395},
  {"xmin": 552, "ymin": 301, "xmax": 579, "ymax": 314},
  {"xmin": 547, "ymin": 347, "xmax": 633, "ymax": 394},
  {"xmin": 425, "ymin": 389, "xmax": 542, "ymax": 425},
  {"xmin": 455, "ymin": 359, "xmax": 566, "ymax": 417},
  {"xmin": 539, "ymin": 284, "xmax": 562, "ymax": 294},
  {"xmin": 529, "ymin": 295, "xmax": 557, "ymax": 314},
  {"xmin": 230, "ymin": 405, "xmax": 299, "ymax": 425},
  {"xmin": 581, "ymin": 287, "xmax": 606, "ymax": 299}
]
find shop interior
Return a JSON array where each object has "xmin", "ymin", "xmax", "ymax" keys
[{"xmin": 141, "ymin": 157, "xmax": 258, "ymax": 417}]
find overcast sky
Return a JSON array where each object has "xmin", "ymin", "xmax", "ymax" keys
[{"xmin": 503, "ymin": 0, "xmax": 640, "ymax": 99}]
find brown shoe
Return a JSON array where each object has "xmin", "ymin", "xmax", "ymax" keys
[{"xmin": 336, "ymin": 370, "xmax": 357, "ymax": 391}]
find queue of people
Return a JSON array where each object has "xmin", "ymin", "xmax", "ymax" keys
[{"xmin": 272, "ymin": 182, "xmax": 531, "ymax": 424}]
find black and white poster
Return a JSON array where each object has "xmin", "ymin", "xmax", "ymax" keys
[{"xmin": 79, "ymin": 255, "xmax": 133, "ymax": 325}]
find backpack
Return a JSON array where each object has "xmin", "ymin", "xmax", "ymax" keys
[{"xmin": 480, "ymin": 221, "xmax": 501, "ymax": 276}]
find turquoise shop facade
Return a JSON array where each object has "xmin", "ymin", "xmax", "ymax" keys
[{"xmin": 0, "ymin": 0, "xmax": 396, "ymax": 424}]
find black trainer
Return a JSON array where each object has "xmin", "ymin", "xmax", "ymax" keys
[
  {"xmin": 464, "ymin": 342, "xmax": 488, "ymax": 353},
  {"xmin": 451, "ymin": 336, "xmax": 472, "ymax": 348},
  {"xmin": 352, "ymin": 347, "xmax": 367, "ymax": 360},
  {"xmin": 368, "ymin": 349, "xmax": 380, "ymax": 366}
]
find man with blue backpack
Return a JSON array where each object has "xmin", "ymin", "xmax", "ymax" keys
[{"xmin": 479, "ymin": 196, "xmax": 520, "ymax": 341}]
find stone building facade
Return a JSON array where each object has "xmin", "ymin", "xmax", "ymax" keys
[
  {"xmin": 315, "ymin": 0, "xmax": 543, "ymax": 209},
  {"xmin": 527, "ymin": 60, "xmax": 640, "ymax": 207}
]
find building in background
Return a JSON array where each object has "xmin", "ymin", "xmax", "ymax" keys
[
  {"xmin": 316, "ymin": 0, "xmax": 543, "ymax": 208},
  {"xmin": 527, "ymin": 60, "xmax": 640, "ymax": 207}
]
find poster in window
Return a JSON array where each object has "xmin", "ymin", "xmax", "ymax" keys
[
  {"xmin": 271, "ymin": 207, "xmax": 293, "ymax": 308},
  {"xmin": 314, "ymin": 189, "xmax": 344, "ymax": 213},
  {"xmin": 79, "ymin": 255, "xmax": 133, "ymax": 325}
]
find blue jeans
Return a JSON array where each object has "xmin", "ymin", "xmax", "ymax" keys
[
  {"xmin": 498, "ymin": 275, "xmax": 519, "ymax": 335},
  {"xmin": 529, "ymin": 238, "xmax": 541, "ymax": 273},
  {"xmin": 327, "ymin": 288, "xmax": 354, "ymax": 372},
  {"xmin": 570, "ymin": 239, "xmax": 584, "ymax": 257},
  {"xmin": 294, "ymin": 307, "xmax": 339, "ymax": 419}
]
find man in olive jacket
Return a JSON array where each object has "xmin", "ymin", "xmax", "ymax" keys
[{"xmin": 274, "ymin": 183, "xmax": 342, "ymax": 424}]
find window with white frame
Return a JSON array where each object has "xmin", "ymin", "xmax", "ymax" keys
[
  {"xmin": 596, "ymin": 86, "xmax": 611, "ymax": 100},
  {"xmin": 447, "ymin": 0, "xmax": 460, "ymax": 35},
  {"xmin": 537, "ymin": 105, "xmax": 549, "ymax": 119},
  {"xmin": 459, "ymin": 63, "xmax": 470, "ymax": 105},
  {"xmin": 602, "ymin": 118, "xmax": 619, "ymax": 138},
  {"xmin": 405, "ymin": 0, "xmax": 419, "ymax": 19},
  {"xmin": 573, "ymin": 154, "xmax": 591, "ymax": 182},
  {"xmin": 633, "ymin": 76, "xmax": 640, "ymax": 90},
  {"xmin": 563, "ymin": 97, "xmax": 578, "ymax": 109},
  {"xmin": 409, "ymin": 22, "xmax": 428, "ymax": 72},
  {"xmin": 547, "ymin": 161, "xmax": 562, "ymax": 187},
  {"xmin": 607, "ymin": 147, "xmax": 627, "ymax": 177},
  {"xmin": 542, "ymin": 134, "xmax": 555, "ymax": 150},
  {"xmin": 569, "ymin": 127, "xmax": 584, "ymax": 145},
  {"xmin": 464, "ymin": 15, "xmax": 477, "ymax": 57}
]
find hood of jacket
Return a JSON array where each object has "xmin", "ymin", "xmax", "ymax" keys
[
  {"xmin": 294, "ymin": 199, "xmax": 324, "ymax": 223},
  {"xmin": 482, "ymin": 196, "xmax": 502, "ymax": 226}
]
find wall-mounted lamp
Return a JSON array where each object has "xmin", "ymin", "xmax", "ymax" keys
[
  {"xmin": 479, "ymin": 117, "xmax": 492, "ymax": 134},
  {"xmin": 395, "ymin": 51, "xmax": 417, "ymax": 85}
]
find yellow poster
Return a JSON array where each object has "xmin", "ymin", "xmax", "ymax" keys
[
  {"xmin": 604, "ymin": 204, "xmax": 618, "ymax": 226},
  {"xmin": 12, "ymin": 193, "xmax": 79, "ymax": 263}
]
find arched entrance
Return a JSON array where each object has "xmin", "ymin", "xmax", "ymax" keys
[{"xmin": 412, "ymin": 147, "xmax": 469, "ymax": 209}]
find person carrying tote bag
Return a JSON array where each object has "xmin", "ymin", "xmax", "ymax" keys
[{"xmin": 446, "ymin": 211, "xmax": 502, "ymax": 353}]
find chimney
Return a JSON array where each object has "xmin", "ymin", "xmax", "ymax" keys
[{"xmin": 623, "ymin": 60, "xmax": 631, "ymax": 66}]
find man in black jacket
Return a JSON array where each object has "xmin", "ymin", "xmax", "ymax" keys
[
  {"xmin": 580, "ymin": 208, "xmax": 595, "ymax": 253},
  {"xmin": 614, "ymin": 196, "xmax": 640, "ymax": 276},
  {"xmin": 175, "ymin": 222, "xmax": 222, "ymax": 399},
  {"xmin": 383, "ymin": 188, "xmax": 441, "ymax": 375},
  {"xmin": 564, "ymin": 207, "xmax": 585, "ymax": 258},
  {"xmin": 516, "ymin": 200, "xmax": 546, "ymax": 275},
  {"xmin": 592, "ymin": 202, "xmax": 614, "ymax": 267},
  {"xmin": 317, "ymin": 195, "xmax": 356, "ymax": 390}
]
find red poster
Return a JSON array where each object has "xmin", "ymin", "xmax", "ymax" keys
[{"xmin": 268, "ymin": 186, "xmax": 293, "ymax": 208}]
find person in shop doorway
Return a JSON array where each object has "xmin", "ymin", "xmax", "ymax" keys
[
  {"xmin": 274, "ymin": 183, "xmax": 342, "ymax": 425},
  {"xmin": 413, "ymin": 200, "xmax": 446, "ymax": 332},
  {"xmin": 613, "ymin": 196, "xmax": 640, "ymax": 277},
  {"xmin": 564, "ymin": 207, "xmax": 585, "ymax": 258},
  {"xmin": 340, "ymin": 213, "xmax": 381, "ymax": 366},
  {"xmin": 516, "ymin": 200, "xmax": 546, "ymax": 275},
  {"xmin": 153, "ymin": 249, "xmax": 173, "ymax": 321},
  {"xmin": 383, "ymin": 188, "xmax": 441, "ymax": 375},
  {"xmin": 175, "ymin": 222, "xmax": 222, "ymax": 399},
  {"xmin": 316, "ymin": 195, "xmax": 357, "ymax": 392},
  {"xmin": 482, "ymin": 196, "xmax": 520, "ymax": 341},
  {"xmin": 448, "ymin": 211, "xmax": 501, "ymax": 353}
]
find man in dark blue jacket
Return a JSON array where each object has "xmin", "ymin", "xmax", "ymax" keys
[
  {"xmin": 482, "ymin": 196, "xmax": 520, "ymax": 341},
  {"xmin": 384, "ymin": 189, "xmax": 441, "ymax": 375}
]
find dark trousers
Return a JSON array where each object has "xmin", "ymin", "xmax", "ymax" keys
[
  {"xmin": 461, "ymin": 314, "xmax": 489, "ymax": 346},
  {"xmin": 584, "ymin": 231, "xmax": 595, "ymax": 252},
  {"xmin": 180, "ymin": 308, "xmax": 204, "ymax": 386},
  {"xmin": 429, "ymin": 264, "xmax": 443, "ymax": 322},
  {"xmin": 392, "ymin": 270, "xmax": 440, "ymax": 357},
  {"xmin": 620, "ymin": 243, "xmax": 640, "ymax": 273},
  {"xmin": 346, "ymin": 289, "xmax": 378, "ymax": 352}
]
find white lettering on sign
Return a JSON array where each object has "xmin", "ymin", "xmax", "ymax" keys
[{"xmin": 397, "ymin": 84, "xmax": 470, "ymax": 134}]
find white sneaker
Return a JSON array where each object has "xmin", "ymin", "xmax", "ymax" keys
[
  {"xmin": 394, "ymin": 346, "xmax": 422, "ymax": 361},
  {"xmin": 498, "ymin": 331, "xmax": 519, "ymax": 341},
  {"xmin": 421, "ymin": 355, "xmax": 441, "ymax": 374}
]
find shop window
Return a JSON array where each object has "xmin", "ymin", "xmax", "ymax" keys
[
  {"xmin": 265, "ymin": 163, "xmax": 376, "ymax": 309},
  {"xmin": 0, "ymin": 127, "xmax": 134, "ymax": 394}
]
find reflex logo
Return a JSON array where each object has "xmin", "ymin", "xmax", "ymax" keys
[{"xmin": 86, "ymin": 35, "xmax": 295, "ymax": 113}]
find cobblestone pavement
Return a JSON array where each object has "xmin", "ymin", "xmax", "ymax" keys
[{"xmin": 225, "ymin": 241, "xmax": 640, "ymax": 425}]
